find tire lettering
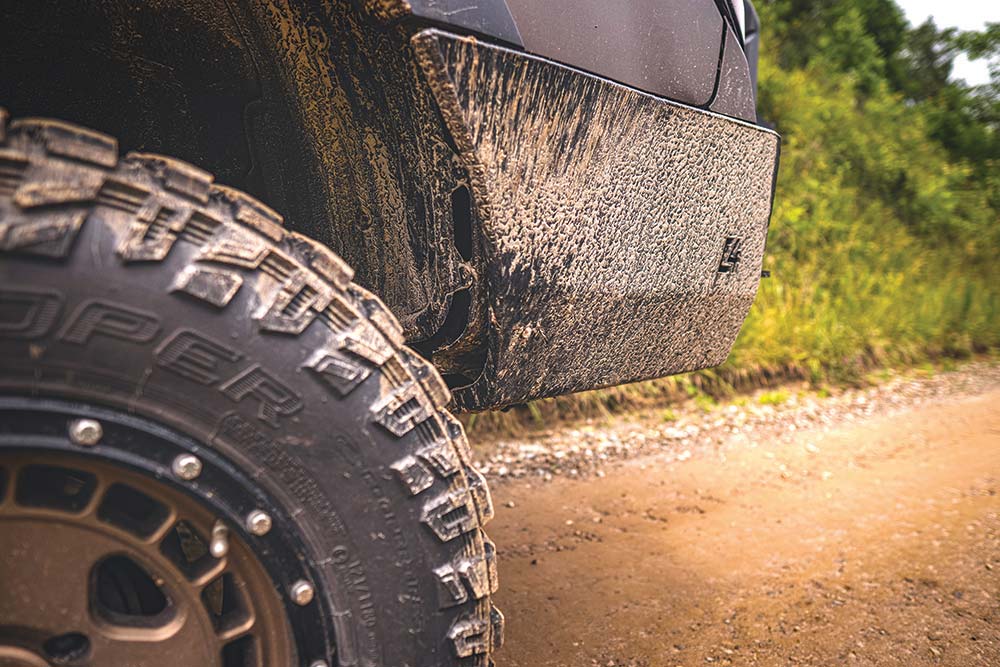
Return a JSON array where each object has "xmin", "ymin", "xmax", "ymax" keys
[
  {"xmin": 220, "ymin": 364, "xmax": 303, "ymax": 427},
  {"xmin": 0, "ymin": 288, "xmax": 63, "ymax": 339},
  {"xmin": 155, "ymin": 329, "xmax": 242, "ymax": 385},
  {"xmin": 59, "ymin": 299, "xmax": 160, "ymax": 345}
]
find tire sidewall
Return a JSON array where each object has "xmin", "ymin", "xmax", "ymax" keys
[{"xmin": 1, "ymin": 208, "xmax": 465, "ymax": 667}]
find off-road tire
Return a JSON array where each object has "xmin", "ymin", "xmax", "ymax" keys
[{"xmin": 0, "ymin": 110, "xmax": 502, "ymax": 666}]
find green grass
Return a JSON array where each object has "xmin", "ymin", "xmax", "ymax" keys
[
  {"xmin": 694, "ymin": 394, "xmax": 718, "ymax": 412},
  {"xmin": 758, "ymin": 390, "xmax": 791, "ymax": 406}
]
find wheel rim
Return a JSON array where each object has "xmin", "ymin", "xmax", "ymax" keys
[{"xmin": 0, "ymin": 398, "xmax": 335, "ymax": 667}]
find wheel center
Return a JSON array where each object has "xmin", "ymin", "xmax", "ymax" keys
[
  {"xmin": 0, "ymin": 448, "xmax": 295, "ymax": 667},
  {"xmin": 0, "ymin": 517, "xmax": 215, "ymax": 664}
]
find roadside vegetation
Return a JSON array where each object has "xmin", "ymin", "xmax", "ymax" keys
[{"xmin": 466, "ymin": 1, "xmax": 999, "ymax": 434}]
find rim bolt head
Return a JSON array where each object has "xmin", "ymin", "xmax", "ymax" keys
[
  {"xmin": 210, "ymin": 520, "xmax": 230, "ymax": 558},
  {"xmin": 246, "ymin": 510, "xmax": 273, "ymax": 536},
  {"xmin": 69, "ymin": 419, "xmax": 102, "ymax": 446},
  {"xmin": 172, "ymin": 454, "xmax": 202, "ymax": 481},
  {"xmin": 290, "ymin": 580, "xmax": 315, "ymax": 606},
  {"xmin": 309, "ymin": 661, "xmax": 329, "ymax": 667}
]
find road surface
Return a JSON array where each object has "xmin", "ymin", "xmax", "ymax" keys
[{"xmin": 486, "ymin": 382, "xmax": 1000, "ymax": 666}]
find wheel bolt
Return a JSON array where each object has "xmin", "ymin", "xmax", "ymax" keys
[
  {"xmin": 246, "ymin": 510, "xmax": 273, "ymax": 536},
  {"xmin": 309, "ymin": 661, "xmax": 329, "ymax": 667},
  {"xmin": 172, "ymin": 453, "xmax": 202, "ymax": 480},
  {"xmin": 210, "ymin": 520, "xmax": 230, "ymax": 558},
  {"xmin": 290, "ymin": 580, "xmax": 315, "ymax": 606},
  {"xmin": 68, "ymin": 419, "xmax": 102, "ymax": 446}
]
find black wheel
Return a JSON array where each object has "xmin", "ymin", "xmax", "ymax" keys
[{"xmin": 0, "ymin": 111, "xmax": 502, "ymax": 667}]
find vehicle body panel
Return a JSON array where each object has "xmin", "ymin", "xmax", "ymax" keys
[
  {"xmin": 403, "ymin": 0, "xmax": 757, "ymax": 122},
  {"xmin": 417, "ymin": 30, "xmax": 778, "ymax": 408}
]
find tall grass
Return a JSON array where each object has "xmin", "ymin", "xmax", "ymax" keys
[{"xmin": 464, "ymin": 53, "xmax": 1000, "ymax": 436}]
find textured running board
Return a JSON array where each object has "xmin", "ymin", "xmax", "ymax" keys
[{"xmin": 415, "ymin": 30, "xmax": 780, "ymax": 410}]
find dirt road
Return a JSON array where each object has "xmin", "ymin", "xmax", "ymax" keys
[{"xmin": 485, "ymin": 380, "xmax": 1000, "ymax": 666}]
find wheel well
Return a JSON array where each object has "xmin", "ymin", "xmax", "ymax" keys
[{"xmin": 0, "ymin": 0, "xmax": 483, "ymax": 356}]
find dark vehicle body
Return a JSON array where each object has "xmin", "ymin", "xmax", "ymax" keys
[{"xmin": 1, "ymin": 0, "xmax": 778, "ymax": 410}]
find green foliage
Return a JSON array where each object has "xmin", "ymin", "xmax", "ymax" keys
[
  {"xmin": 758, "ymin": 390, "xmax": 790, "ymax": 406},
  {"xmin": 727, "ymin": 1, "xmax": 1000, "ymax": 383},
  {"xmin": 462, "ymin": 1, "xmax": 998, "ymax": 436},
  {"xmin": 694, "ymin": 393, "xmax": 718, "ymax": 413}
]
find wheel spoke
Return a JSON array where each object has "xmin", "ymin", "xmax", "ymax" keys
[
  {"xmin": 142, "ymin": 508, "xmax": 179, "ymax": 545},
  {"xmin": 88, "ymin": 609, "xmax": 221, "ymax": 666},
  {"xmin": 216, "ymin": 613, "xmax": 256, "ymax": 643},
  {"xmin": 78, "ymin": 475, "xmax": 110, "ymax": 518},
  {"xmin": 190, "ymin": 555, "xmax": 228, "ymax": 588}
]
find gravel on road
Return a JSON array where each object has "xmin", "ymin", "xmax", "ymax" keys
[{"xmin": 473, "ymin": 361, "xmax": 1000, "ymax": 483}]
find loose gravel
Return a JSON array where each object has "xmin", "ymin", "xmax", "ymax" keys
[{"xmin": 472, "ymin": 361, "xmax": 1000, "ymax": 484}]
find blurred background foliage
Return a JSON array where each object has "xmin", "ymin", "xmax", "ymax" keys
[
  {"xmin": 741, "ymin": 0, "xmax": 999, "ymax": 379},
  {"xmin": 467, "ymin": 0, "xmax": 999, "ymax": 432}
]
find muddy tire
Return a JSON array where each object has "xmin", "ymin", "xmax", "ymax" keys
[{"xmin": 0, "ymin": 111, "xmax": 502, "ymax": 666}]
